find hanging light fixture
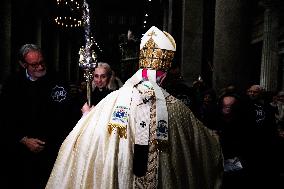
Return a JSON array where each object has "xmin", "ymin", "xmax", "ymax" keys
[{"xmin": 55, "ymin": 0, "xmax": 83, "ymax": 28}]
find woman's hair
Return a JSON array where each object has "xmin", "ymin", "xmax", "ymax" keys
[
  {"xmin": 108, "ymin": 70, "xmax": 123, "ymax": 90},
  {"xmin": 92, "ymin": 62, "xmax": 123, "ymax": 91},
  {"xmin": 97, "ymin": 62, "xmax": 112, "ymax": 77}
]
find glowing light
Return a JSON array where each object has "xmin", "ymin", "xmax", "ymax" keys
[{"xmin": 55, "ymin": 0, "xmax": 83, "ymax": 28}]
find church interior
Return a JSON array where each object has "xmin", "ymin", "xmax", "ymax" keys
[
  {"xmin": 0, "ymin": 0, "xmax": 284, "ymax": 94},
  {"xmin": 1, "ymin": 0, "xmax": 284, "ymax": 187}
]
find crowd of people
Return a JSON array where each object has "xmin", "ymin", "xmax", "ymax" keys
[
  {"xmin": 0, "ymin": 25, "xmax": 284, "ymax": 189},
  {"xmin": 167, "ymin": 76, "xmax": 284, "ymax": 188}
]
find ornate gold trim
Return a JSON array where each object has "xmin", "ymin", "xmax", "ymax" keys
[
  {"xmin": 108, "ymin": 123, "xmax": 127, "ymax": 139},
  {"xmin": 139, "ymin": 38, "xmax": 175, "ymax": 71}
]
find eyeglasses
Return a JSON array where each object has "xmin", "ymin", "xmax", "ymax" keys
[{"xmin": 26, "ymin": 61, "xmax": 45, "ymax": 69}]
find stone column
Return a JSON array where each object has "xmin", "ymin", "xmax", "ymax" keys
[
  {"xmin": 66, "ymin": 39, "xmax": 72, "ymax": 81},
  {"xmin": 279, "ymin": 39, "xmax": 284, "ymax": 89},
  {"xmin": 260, "ymin": 1, "xmax": 279, "ymax": 91},
  {"xmin": 162, "ymin": 0, "xmax": 173, "ymax": 34},
  {"xmin": 213, "ymin": 0, "xmax": 250, "ymax": 92},
  {"xmin": 181, "ymin": 0, "xmax": 204, "ymax": 85},
  {"xmin": 36, "ymin": 17, "xmax": 42, "ymax": 47},
  {"xmin": 282, "ymin": 56, "xmax": 284, "ymax": 90}
]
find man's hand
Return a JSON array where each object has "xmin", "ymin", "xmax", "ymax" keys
[{"xmin": 20, "ymin": 137, "xmax": 45, "ymax": 153}]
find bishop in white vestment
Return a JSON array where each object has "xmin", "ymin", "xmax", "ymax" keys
[{"xmin": 46, "ymin": 26, "xmax": 223, "ymax": 189}]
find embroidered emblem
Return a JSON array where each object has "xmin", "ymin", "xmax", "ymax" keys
[
  {"xmin": 108, "ymin": 105, "xmax": 129, "ymax": 139},
  {"xmin": 51, "ymin": 85, "xmax": 67, "ymax": 102},
  {"xmin": 254, "ymin": 104, "xmax": 266, "ymax": 124},
  {"xmin": 157, "ymin": 120, "xmax": 168, "ymax": 139},
  {"xmin": 147, "ymin": 30, "xmax": 157, "ymax": 37},
  {"xmin": 112, "ymin": 106, "xmax": 129, "ymax": 124},
  {"xmin": 140, "ymin": 121, "xmax": 146, "ymax": 128}
]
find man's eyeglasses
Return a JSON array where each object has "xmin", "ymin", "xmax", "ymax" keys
[{"xmin": 26, "ymin": 61, "xmax": 45, "ymax": 69}]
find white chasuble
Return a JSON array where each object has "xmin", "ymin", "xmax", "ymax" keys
[{"xmin": 46, "ymin": 73, "xmax": 223, "ymax": 189}]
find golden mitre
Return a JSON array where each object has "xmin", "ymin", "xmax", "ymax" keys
[{"xmin": 139, "ymin": 26, "xmax": 176, "ymax": 71}]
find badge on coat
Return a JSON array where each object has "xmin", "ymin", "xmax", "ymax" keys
[{"xmin": 51, "ymin": 85, "xmax": 67, "ymax": 102}]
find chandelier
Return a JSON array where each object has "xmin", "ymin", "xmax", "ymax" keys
[{"xmin": 55, "ymin": 0, "xmax": 83, "ymax": 28}]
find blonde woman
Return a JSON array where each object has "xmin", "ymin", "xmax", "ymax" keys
[{"xmin": 81, "ymin": 62, "xmax": 122, "ymax": 114}]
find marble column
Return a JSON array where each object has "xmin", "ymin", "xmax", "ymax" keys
[
  {"xmin": 162, "ymin": 0, "xmax": 173, "ymax": 34},
  {"xmin": 279, "ymin": 39, "xmax": 284, "ymax": 89},
  {"xmin": 36, "ymin": 17, "xmax": 42, "ymax": 47},
  {"xmin": 260, "ymin": 1, "xmax": 279, "ymax": 91},
  {"xmin": 213, "ymin": 0, "xmax": 251, "ymax": 92},
  {"xmin": 282, "ymin": 56, "xmax": 284, "ymax": 90},
  {"xmin": 181, "ymin": 0, "xmax": 204, "ymax": 86}
]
